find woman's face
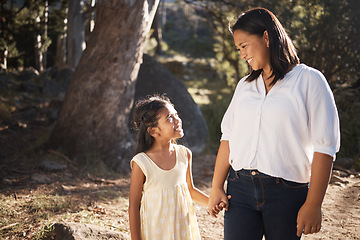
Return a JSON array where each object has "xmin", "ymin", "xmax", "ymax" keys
[{"xmin": 233, "ymin": 29, "xmax": 270, "ymax": 72}]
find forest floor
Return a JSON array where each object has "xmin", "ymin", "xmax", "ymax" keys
[{"xmin": 0, "ymin": 123, "xmax": 360, "ymax": 239}]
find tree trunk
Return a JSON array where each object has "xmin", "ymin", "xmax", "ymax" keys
[
  {"xmin": 35, "ymin": 15, "xmax": 44, "ymax": 72},
  {"xmin": 55, "ymin": 2, "xmax": 68, "ymax": 69},
  {"xmin": 89, "ymin": 0, "xmax": 96, "ymax": 33},
  {"xmin": 48, "ymin": 0, "xmax": 160, "ymax": 173},
  {"xmin": 56, "ymin": 34, "xmax": 67, "ymax": 69},
  {"xmin": 67, "ymin": 0, "xmax": 86, "ymax": 68},
  {"xmin": 0, "ymin": 48, "xmax": 7, "ymax": 69},
  {"xmin": 43, "ymin": 0, "xmax": 49, "ymax": 69}
]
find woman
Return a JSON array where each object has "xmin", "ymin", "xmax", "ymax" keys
[{"xmin": 208, "ymin": 7, "xmax": 340, "ymax": 240}]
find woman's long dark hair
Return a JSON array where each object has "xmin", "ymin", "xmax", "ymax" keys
[
  {"xmin": 133, "ymin": 94, "xmax": 174, "ymax": 154},
  {"xmin": 230, "ymin": 7, "xmax": 300, "ymax": 85}
]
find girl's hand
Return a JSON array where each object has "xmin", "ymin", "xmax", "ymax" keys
[
  {"xmin": 208, "ymin": 188, "xmax": 231, "ymax": 218},
  {"xmin": 296, "ymin": 201, "xmax": 322, "ymax": 236}
]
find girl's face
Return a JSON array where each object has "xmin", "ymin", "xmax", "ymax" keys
[
  {"xmin": 233, "ymin": 29, "xmax": 270, "ymax": 72},
  {"xmin": 153, "ymin": 103, "xmax": 183, "ymax": 140}
]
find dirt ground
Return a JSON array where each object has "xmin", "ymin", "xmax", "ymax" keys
[{"xmin": 1, "ymin": 135, "xmax": 360, "ymax": 240}]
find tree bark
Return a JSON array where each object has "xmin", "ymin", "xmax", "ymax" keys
[{"xmin": 48, "ymin": 0, "xmax": 160, "ymax": 173}]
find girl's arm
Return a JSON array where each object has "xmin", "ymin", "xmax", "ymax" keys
[
  {"xmin": 208, "ymin": 140, "xmax": 231, "ymax": 217},
  {"xmin": 296, "ymin": 152, "xmax": 333, "ymax": 236},
  {"xmin": 185, "ymin": 148, "xmax": 209, "ymax": 206},
  {"xmin": 129, "ymin": 162, "xmax": 145, "ymax": 240}
]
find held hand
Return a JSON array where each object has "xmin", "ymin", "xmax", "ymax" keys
[
  {"xmin": 215, "ymin": 195, "xmax": 231, "ymax": 212},
  {"xmin": 296, "ymin": 201, "xmax": 322, "ymax": 237},
  {"xmin": 208, "ymin": 189, "xmax": 231, "ymax": 218}
]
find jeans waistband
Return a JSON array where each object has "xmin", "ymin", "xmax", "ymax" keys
[{"xmin": 231, "ymin": 168, "xmax": 274, "ymax": 179}]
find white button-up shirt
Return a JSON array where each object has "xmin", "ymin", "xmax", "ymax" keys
[{"xmin": 221, "ymin": 64, "xmax": 340, "ymax": 183}]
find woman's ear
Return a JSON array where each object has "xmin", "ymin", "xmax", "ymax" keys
[{"xmin": 263, "ymin": 30, "xmax": 269, "ymax": 47}]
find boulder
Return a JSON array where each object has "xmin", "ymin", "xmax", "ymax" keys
[
  {"xmin": 43, "ymin": 68, "xmax": 73, "ymax": 99},
  {"xmin": 133, "ymin": 54, "xmax": 208, "ymax": 155},
  {"xmin": 46, "ymin": 222, "xmax": 125, "ymax": 240},
  {"xmin": 334, "ymin": 157, "xmax": 354, "ymax": 170}
]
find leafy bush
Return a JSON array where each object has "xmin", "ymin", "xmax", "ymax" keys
[{"xmin": 334, "ymin": 86, "xmax": 360, "ymax": 170}]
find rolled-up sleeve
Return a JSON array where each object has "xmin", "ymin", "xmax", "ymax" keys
[{"xmin": 306, "ymin": 69, "xmax": 340, "ymax": 158}]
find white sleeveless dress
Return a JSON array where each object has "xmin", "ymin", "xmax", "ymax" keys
[{"xmin": 130, "ymin": 145, "xmax": 201, "ymax": 240}]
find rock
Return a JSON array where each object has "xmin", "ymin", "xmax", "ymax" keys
[
  {"xmin": 334, "ymin": 157, "xmax": 354, "ymax": 169},
  {"xmin": 20, "ymin": 107, "xmax": 39, "ymax": 122},
  {"xmin": 17, "ymin": 67, "xmax": 39, "ymax": 81},
  {"xmin": 133, "ymin": 54, "xmax": 208, "ymax": 155},
  {"xmin": 329, "ymin": 175, "xmax": 349, "ymax": 185},
  {"xmin": 39, "ymin": 160, "xmax": 67, "ymax": 172},
  {"xmin": 54, "ymin": 68, "xmax": 73, "ymax": 83},
  {"xmin": 43, "ymin": 68, "xmax": 73, "ymax": 99},
  {"xmin": 0, "ymin": 72, "xmax": 15, "ymax": 90},
  {"xmin": 332, "ymin": 170, "xmax": 349, "ymax": 178},
  {"xmin": 43, "ymin": 79, "xmax": 67, "ymax": 99},
  {"xmin": 31, "ymin": 173, "xmax": 51, "ymax": 184},
  {"xmin": 46, "ymin": 222, "xmax": 125, "ymax": 240}
]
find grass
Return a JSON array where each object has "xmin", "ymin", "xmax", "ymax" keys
[
  {"xmin": 0, "ymin": 179, "xmax": 130, "ymax": 239},
  {"xmin": 0, "ymin": 193, "xmax": 74, "ymax": 239}
]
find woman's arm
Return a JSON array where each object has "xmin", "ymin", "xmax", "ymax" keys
[
  {"xmin": 208, "ymin": 140, "xmax": 231, "ymax": 217},
  {"xmin": 129, "ymin": 162, "xmax": 145, "ymax": 240},
  {"xmin": 185, "ymin": 148, "xmax": 209, "ymax": 206},
  {"xmin": 296, "ymin": 152, "xmax": 333, "ymax": 236}
]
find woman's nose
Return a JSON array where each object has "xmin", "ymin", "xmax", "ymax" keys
[{"xmin": 239, "ymin": 49, "xmax": 246, "ymax": 59}]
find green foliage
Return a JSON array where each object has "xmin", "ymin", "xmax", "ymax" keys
[
  {"xmin": 162, "ymin": 2, "xmax": 215, "ymax": 58},
  {"xmin": 334, "ymin": 86, "xmax": 360, "ymax": 170},
  {"xmin": 1, "ymin": 0, "xmax": 67, "ymax": 69},
  {"xmin": 33, "ymin": 223, "xmax": 55, "ymax": 240},
  {"xmin": 290, "ymin": 0, "xmax": 360, "ymax": 84},
  {"xmin": 200, "ymin": 92, "xmax": 232, "ymax": 153}
]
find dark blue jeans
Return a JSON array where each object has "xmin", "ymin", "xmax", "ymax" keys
[{"xmin": 224, "ymin": 167, "xmax": 308, "ymax": 240}]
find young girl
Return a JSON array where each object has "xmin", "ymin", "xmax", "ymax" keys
[{"xmin": 129, "ymin": 94, "xmax": 209, "ymax": 240}]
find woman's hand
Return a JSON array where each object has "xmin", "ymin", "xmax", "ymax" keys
[
  {"xmin": 208, "ymin": 188, "xmax": 231, "ymax": 218},
  {"xmin": 296, "ymin": 201, "xmax": 322, "ymax": 236},
  {"xmin": 296, "ymin": 152, "xmax": 333, "ymax": 237}
]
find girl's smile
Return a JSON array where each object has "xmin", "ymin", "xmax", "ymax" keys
[{"xmin": 155, "ymin": 104, "xmax": 184, "ymax": 139}]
